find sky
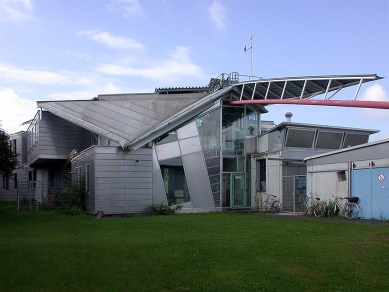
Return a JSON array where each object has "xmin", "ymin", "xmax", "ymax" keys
[{"xmin": 0, "ymin": 0, "xmax": 389, "ymax": 141}]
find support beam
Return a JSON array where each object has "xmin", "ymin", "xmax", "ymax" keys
[{"xmin": 228, "ymin": 99, "xmax": 389, "ymax": 109}]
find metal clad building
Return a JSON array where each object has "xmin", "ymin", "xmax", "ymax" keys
[
  {"xmin": 1, "ymin": 73, "xmax": 385, "ymax": 217},
  {"xmin": 305, "ymin": 139, "xmax": 389, "ymax": 219}
]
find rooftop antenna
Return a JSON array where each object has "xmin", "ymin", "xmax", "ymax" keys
[{"xmin": 244, "ymin": 29, "xmax": 255, "ymax": 80}]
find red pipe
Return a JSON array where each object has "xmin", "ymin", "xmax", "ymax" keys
[{"xmin": 228, "ymin": 99, "xmax": 389, "ymax": 109}]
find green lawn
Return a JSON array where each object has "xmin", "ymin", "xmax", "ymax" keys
[{"xmin": 0, "ymin": 201, "xmax": 388, "ymax": 292}]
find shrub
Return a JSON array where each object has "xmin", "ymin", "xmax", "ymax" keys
[
  {"xmin": 146, "ymin": 203, "xmax": 182, "ymax": 215},
  {"xmin": 59, "ymin": 173, "xmax": 86, "ymax": 215}
]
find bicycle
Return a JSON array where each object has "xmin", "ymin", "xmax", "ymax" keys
[
  {"xmin": 297, "ymin": 195, "xmax": 326, "ymax": 217},
  {"xmin": 329, "ymin": 195, "xmax": 360, "ymax": 219},
  {"xmin": 262, "ymin": 194, "xmax": 281, "ymax": 213}
]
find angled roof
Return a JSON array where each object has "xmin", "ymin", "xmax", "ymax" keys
[
  {"xmin": 37, "ymin": 93, "xmax": 208, "ymax": 149},
  {"xmin": 36, "ymin": 74, "xmax": 382, "ymax": 151},
  {"xmin": 226, "ymin": 74, "xmax": 382, "ymax": 101},
  {"xmin": 262, "ymin": 122, "xmax": 379, "ymax": 136},
  {"xmin": 304, "ymin": 137, "xmax": 389, "ymax": 164}
]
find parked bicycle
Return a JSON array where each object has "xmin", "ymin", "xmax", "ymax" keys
[
  {"xmin": 297, "ymin": 195, "xmax": 326, "ymax": 217},
  {"xmin": 329, "ymin": 195, "xmax": 360, "ymax": 219},
  {"xmin": 262, "ymin": 194, "xmax": 281, "ymax": 213}
]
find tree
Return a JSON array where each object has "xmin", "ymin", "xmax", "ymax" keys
[{"xmin": 0, "ymin": 127, "xmax": 18, "ymax": 177}]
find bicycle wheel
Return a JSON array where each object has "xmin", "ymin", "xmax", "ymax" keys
[
  {"xmin": 262, "ymin": 200, "xmax": 268, "ymax": 212},
  {"xmin": 314, "ymin": 203, "xmax": 326, "ymax": 217},
  {"xmin": 271, "ymin": 201, "xmax": 280, "ymax": 213},
  {"xmin": 344, "ymin": 202, "xmax": 359, "ymax": 219}
]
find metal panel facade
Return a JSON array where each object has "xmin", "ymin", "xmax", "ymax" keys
[
  {"xmin": 182, "ymin": 152, "xmax": 214, "ymax": 209},
  {"xmin": 28, "ymin": 111, "xmax": 92, "ymax": 166},
  {"xmin": 155, "ymin": 141, "xmax": 180, "ymax": 160},
  {"xmin": 72, "ymin": 146, "xmax": 153, "ymax": 214}
]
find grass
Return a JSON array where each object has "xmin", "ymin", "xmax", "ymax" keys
[{"xmin": 0, "ymin": 201, "xmax": 388, "ymax": 291}]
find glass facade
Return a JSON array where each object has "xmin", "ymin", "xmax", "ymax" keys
[
  {"xmin": 222, "ymin": 106, "xmax": 245, "ymax": 156},
  {"xmin": 154, "ymin": 104, "xmax": 258, "ymax": 209},
  {"xmin": 197, "ymin": 108, "xmax": 221, "ymax": 207}
]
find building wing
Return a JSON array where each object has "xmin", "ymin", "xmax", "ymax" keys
[{"xmin": 37, "ymin": 94, "xmax": 207, "ymax": 150}]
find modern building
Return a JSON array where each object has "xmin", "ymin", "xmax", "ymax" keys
[
  {"xmin": 304, "ymin": 138, "xmax": 389, "ymax": 219},
  {"xmin": 254, "ymin": 118, "xmax": 378, "ymax": 212},
  {"xmin": 0, "ymin": 73, "xmax": 383, "ymax": 215}
]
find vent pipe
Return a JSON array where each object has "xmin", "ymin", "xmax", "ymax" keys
[{"xmin": 285, "ymin": 112, "xmax": 293, "ymax": 122}]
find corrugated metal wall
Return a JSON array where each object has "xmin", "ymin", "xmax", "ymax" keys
[
  {"xmin": 28, "ymin": 111, "xmax": 92, "ymax": 166},
  {"xmin": 72, "ymin": 146, "xmax": 153, "ymax": 215}
]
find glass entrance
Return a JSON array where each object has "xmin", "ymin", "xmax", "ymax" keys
[{"xmin": 232, "ymin": 173, "xmax": 246, "ymax": 208}]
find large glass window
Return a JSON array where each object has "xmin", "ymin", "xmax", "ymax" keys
[
  {"xmin": 160, "ymin": 157, "xmax": 190, "ymax": 205},
  {"xmin": 315, "ymin": 131, "xmax": 343, "ymax": 149},
  {"xmin": 197, "ymin": 108, "xmax": 221, "ymax": 207},
  {"xmin": 197, "ymin": 109, "xmax": 220, "ymax": 150},
  {"xmin": 222, "ymin": 106, "xmax": 245, "ymax": 155},
  {"xmin": 343, "ymin": 133, "xmax": 369, "ymax": 148},
  {"xmin": 285, "ymin": 128, "xmax": 315, "ymax": 148},
  {"xmin": 246, "ymin": 106, "xmax": 260, "ymax": 136}
]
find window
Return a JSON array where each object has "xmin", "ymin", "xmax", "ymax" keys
[
  {"xmin": 29, "ymin": 170, "xmax": 37, "ymax": 188},
  {"xmin": 258, "ymin": 159, "xmax": 266, "ymax": 192},
  {"xmin": 337, "ymin": 171, "xmax": 347, "ymax": 182},
  {"xmin": 316, "ymin": 131, "xmax": 343, "ymax": 149},
  {"xmin": 222, "ymin": 106, "xmax": 245, "ymax": 155},
  {"xmin": 160, "ymin": 157, "xmax": 190, "ymax": 205},
  {"xmin": 343, "ymin": 133, "xmax": 369, "ymax": 148},
  {"xmin": 3, "ymin": 176, "xmax": 9, "ymax": 191},
  {"xmin": 75, "ymin": 166, "xmax": 81, "ymax": 185},
  {"xmin": 85, "ymin": 163, "xmax": 90, "ymax": 192},
  {"xmin": 285, "ymin": 128, "xmax": 315, "ymax": 148},
  {"xmin": 14, "ymin": 173, "xmax": 17, "ymax": 189}
]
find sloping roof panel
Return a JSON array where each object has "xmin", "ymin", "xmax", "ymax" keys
[
  {"xmin": 37, "ymin": 96, "xmax": 204, "ymax": 149},
  {"xmin": 227, "ymin": 74, "xmax": 382, "ymax": 101}
]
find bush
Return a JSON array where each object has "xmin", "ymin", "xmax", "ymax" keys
[
  {"xmin": 146, "ymin": 203, "xmax": 181, "ymax": 215},
  {"xmin": 59, "ymin": 173, "xmax": 86, "ymax": 214}
]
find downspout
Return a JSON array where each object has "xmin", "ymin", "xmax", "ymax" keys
[{"xmin": 348, "ymin": 161, "xmax": 352, "ymax": 198}]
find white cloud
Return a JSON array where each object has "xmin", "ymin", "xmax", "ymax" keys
[
  {"xmin": 360, "ymin": 83, "xmax": 389, "ymax": 102},
  {"xmin": 359, "ymin": 83, "xmax": 389, "ymax": 120},
  {"xmin": 107, "ymin": 0, "xmax": 144, "ymax": 18},
  {"xmin": 119, "ymin": 0, "xmax": 142, "ymax": 15},
  {"xmin": 64, "ymin": 51, "xmax": 92, "ymax": 61},
  {"xmin": 79, "ymin": 30, "xmax": 145, "ymax": 51},
  {"xmin": 207, "ymin": 0, "xmax": 226, "ymax": 30},
  {"xmin": 0, "ymin": 64, "xmax": 97, "ymax": 86},
  {"xmin": 0, "ymin": 0, "xmax": 33, "ymax": 21},
  {"xmin": 95, "ymin": 46, "xmax": 204, "ymax": 81},
  {"xmin": 0, "ymin": 88, "xmax": 36, "ymax": 133},
  {"xmin": 0, "ymin": 64, "xmax": 68, "ymax": 85},
  {"xmin": 47, "ymin": 82, "xmax": 124, "ymax": 101}
]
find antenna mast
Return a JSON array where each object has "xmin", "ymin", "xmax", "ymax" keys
[{"xmin": 244, "ymin": 29, "xmax": 255, "ymax": 79}]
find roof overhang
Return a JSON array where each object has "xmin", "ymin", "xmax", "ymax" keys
[{"xmin": 224, "ymin": 74, "xmax": 384, "ymax": 106}]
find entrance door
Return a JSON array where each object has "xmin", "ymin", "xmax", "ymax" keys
[
  {"xmin": 231, "ymin": 173, "xmax": 246, "ymax": 208},
  {"xmin": 282, "ymin": 175, "xmax": 306, "ymax": 212}
]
